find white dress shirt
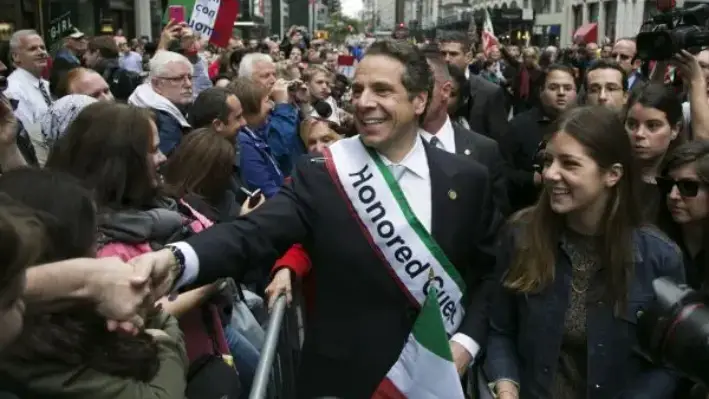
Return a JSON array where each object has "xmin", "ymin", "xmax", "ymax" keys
[
  {"xmin": 420, "ymin": 116, "xmax": 456, "ymax": 154},
  {"xmin": 172, "ymin": 135, "xmax": 480, "ymax": 362},
  {"xmin": 4, "ymin": 67, "xmax": 51, "ymax": 129}
]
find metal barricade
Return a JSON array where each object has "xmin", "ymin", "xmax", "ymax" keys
[{"xmin": 248, "ymin": 287, "xmax": 304, "ymax": 399}]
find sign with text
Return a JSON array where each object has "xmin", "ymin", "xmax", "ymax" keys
[
  {"xmin": 48, "ymin": 12, "xmax": 73, "ymax": 44},
  {"xmin": 181, "ymin": 0, "xmax": 239, "ymax": 47}
]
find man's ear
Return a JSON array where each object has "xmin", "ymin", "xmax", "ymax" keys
[
  {"xmin": 412, "ymin": 91, "xmax": 428, "ymax": 117},
  {"xmin": 212, "ymin": 118, "xmax": 225, "ymax": 133}
]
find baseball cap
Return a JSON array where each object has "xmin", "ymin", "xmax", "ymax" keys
[{"xmin": 67, "ymin": 27, "xmax": 85, "ymax": 39}]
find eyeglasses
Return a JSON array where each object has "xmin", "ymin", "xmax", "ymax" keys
[
  {"xmin": 159, "ymin": 74, "xmax": 193, "ymax": 83},
  {"xmin": 656, "ymin": 176, "xmax": 705, "ymax": 197}
]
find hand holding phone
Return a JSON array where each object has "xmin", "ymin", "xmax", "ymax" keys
[
  {"xmin": 168, "ymin": 5, "xmax": 186, "ymax": 24},
  {"xmin": 239, "ymin": 188, "xmax": 266, "ymax": 216}
]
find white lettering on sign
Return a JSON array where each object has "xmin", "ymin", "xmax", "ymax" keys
[
  {"xmin": 49, "ymin": 12, "xmax": 73, "ymax": 42},
  {"xmin": 189, "ymin": 0, "xmax": 220, "ymax": 39}
]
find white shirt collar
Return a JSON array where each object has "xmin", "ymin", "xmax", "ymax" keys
[
  {"xmin": 9, "ymin": 67, "xmax": 45, "ymax": 88},
  {"xmin": 378, "ymin": 134, "xmax": 429, "ymax": 180},
  {"xmin": 420, "ymin": 116, "xmax": 455, "ymax": 153}
]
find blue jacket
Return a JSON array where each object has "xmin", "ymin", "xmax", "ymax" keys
[
  {"xmin": 238, "ymin": 126, "xmax": 284, "ymax": 198},
  {"xmin": 485, "ymin": 226, "xmax": 685, "ymax": 399},
  {"xmin": 255, "ymin": 103, "xmax": 300, "ymax": 176},
  {"xmin": 155, "ymin": 110, "xmax": 186, "ymax": 155}
]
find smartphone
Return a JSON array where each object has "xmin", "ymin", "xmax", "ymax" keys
[
  {"xmin": 168, "ymin": 5, "xmax": 186, "ymax": 23},
  {"xmin": 247, "ymin": 189, "xmax": 263, "ymax": 208}
]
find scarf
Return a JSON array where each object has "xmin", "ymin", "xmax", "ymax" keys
[
  {"xmin": 128, "ymin": 83, "xmax": 191, "ymax": 128},
  {"xmin": 40, "ymin": 94, "xmax": 97, "ymax": 147}
]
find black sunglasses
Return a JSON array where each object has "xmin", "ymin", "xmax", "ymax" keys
[{"xmin": 656, "ymin": 177, "xmax": 704, "ymax": 198}]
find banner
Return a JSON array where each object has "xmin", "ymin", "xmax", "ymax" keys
[{"xmin": 165, "ymin": 0, "xmax": 239, "ymax": 48}]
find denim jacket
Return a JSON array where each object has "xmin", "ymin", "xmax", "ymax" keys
[{"xmin": 485, "ymin": 226, "xmax": 686, "ymax": 399}]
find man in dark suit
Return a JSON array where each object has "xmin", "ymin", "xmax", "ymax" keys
[
  {"xmin": 131, "ymin": 39, "xmax": 501, "ymax": 398},
  {"xmin": 419, "ymin": 48, "xmax": 509, "ymax": 215},
  {"xmin": 438, "ymin": 31, "xmax": 509, "ymax": 141}
]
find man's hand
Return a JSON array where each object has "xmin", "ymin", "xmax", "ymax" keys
[
  {"xmin": 129, "ymin": 249, "xmax": 181, "ymax": 300},
  {"xmin": 673, "ymin": 50, "xmax": 704, "ymax": 84},
  {"xmin": 265, "ymin": 268, "xmax": 293, "ymax": 310},
  {"xmin": 158, "ymin": 19, "xmax": 188, "ymax": 50},
  {"xmin": 450, "ymin": 340, "xmax": 473, "ymax": 376},
  {"xmin": 81, "ymin": 257, "xmax": 155, "ymax": 333},
  {"xmin": 271, "ymin": 79, "xmax": 290, "ymax": 104}
]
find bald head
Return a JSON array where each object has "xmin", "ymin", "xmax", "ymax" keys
[{"xmin": 68, "ymin": 68, "xmax": 114, "ymax": 102}]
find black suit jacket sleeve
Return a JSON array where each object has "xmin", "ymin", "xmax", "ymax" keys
[
  {"xmin": 184, "ymin": 157, "xmax": 315, "ymax": 286},
  {"xmin": 485, "ymin": 86, "xmax": 509, "ymax": 142},
  {"xmin": 482, "ymin": 140, "xmax": 510, "ymax": 217},
  {"xmin": 457, "ymin": 166, "xmax": 502, "ymax": 347}
]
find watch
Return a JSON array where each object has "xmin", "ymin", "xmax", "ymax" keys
[{"xmin": 165, "ymin": 244, "xmax": 186, "ymax": 288}]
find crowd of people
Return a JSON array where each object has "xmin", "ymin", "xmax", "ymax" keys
[{"xmin": 0, "ymin": 17, "xmax": 706, "ymax": 399}]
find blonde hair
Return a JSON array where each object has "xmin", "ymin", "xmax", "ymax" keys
[
  {"xmin": 302, "ymin": 64, "xmax": 332, "ymax": 83},
  {"xmin": 275, "ymin": 61, "xmax": 297, "ymax": 80},
  {"xmin": 299, "ymin": 118, "xmax": 341, "ymax": 147}
]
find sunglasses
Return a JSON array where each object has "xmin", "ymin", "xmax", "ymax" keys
[{"xmin": 656, "ymin": 177, "xmax": 704, "ymax": 198}]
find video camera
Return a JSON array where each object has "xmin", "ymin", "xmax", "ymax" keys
[
  {"xmin": 637, "ymin": 278, "xmax": 709, "ymax": 387},
  {"xmin": 636, "ymin": 2, "xmax": 709, "ymax": 60}
]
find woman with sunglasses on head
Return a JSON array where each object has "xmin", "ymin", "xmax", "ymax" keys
[
  {"xmin": 486, "ymin": 106, "xmax": 685, "ymax": 399},
  {"xmin": 657, "ymin": 140, "xmax": 709, "ymax": 290}
]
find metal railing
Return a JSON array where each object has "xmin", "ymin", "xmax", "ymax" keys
[{"xmin": 248, "ymin": 290, "xmax": 303, "ymax": 399}]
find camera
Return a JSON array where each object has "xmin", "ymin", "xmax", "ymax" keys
[
  {"xmin": 636, "ymin": 4, "xmax": 709, "ymax": 60},
  {"xmin": 636, "ymin": 278, "xmax": 709, "ymax": 386}
]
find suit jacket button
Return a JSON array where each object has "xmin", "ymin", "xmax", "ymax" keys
[{"xmin": 543, "ymin": 367, "xmax": 549, "ymax": 373}]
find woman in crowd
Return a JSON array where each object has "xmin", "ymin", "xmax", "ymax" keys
[
  {"xmin": 163, "ymin": 127, "xmax": 251, "ymax": 222},
  {"xmin": 44, "ymin": 103, "xmax": 233, "ymax": 372},
  {"xmin": 624, "ymin": 83, "xmax": 684, "ymax": 222},
  {"xmin": 0, "ymin": 168, "xmax": 187, "ymax": 398},
  {"xmin": 486, "ymin": 106, "xmax": 685, "ymax": 399},
  {"xmin": 657, "ymin": 140, "xmax": 709, "ymax": 289},
  {"xmin": 299, "ymin": 117, "xmax": 342, "ymax": 154},
  {"xmin": 265, "ymin": 118, "xmax": 343, "ymax": 316},
  {"xmin": 230, "ymin": 77, "xmax": 283, "ymax": 198}
]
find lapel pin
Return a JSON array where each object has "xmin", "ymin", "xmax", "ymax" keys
[
  {"xmin": 464, "ymin": 149, "xmax": 471, "ymax": 155},
  {"xmin": 448, "ymin": 190, "xmax": 457, "ymax": 200}
]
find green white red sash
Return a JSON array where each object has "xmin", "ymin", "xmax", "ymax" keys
[{"xmin": 324, "ymin": 136, "xmax": 466, "ymax": 398}]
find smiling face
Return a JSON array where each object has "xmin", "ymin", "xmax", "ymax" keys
[
  {"xmin": 351, "ymin": 54, "xmax": 427, "ymax": 151},
  {"xmin": 542, "ymin": 131, "xmax": 622, "ymax": 220}
]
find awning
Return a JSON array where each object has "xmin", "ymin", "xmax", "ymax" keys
[{"xmin": 573, "ymin": 22, "xmax": 598, "ymax": 44}]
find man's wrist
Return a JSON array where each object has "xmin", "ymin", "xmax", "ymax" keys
[{"xmin": 164, "ymin": 245, "xmax": 185, "ymax": 290}]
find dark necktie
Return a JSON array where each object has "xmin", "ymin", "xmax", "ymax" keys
[
  {"xmin": 429, "ymin": 135, "xmax": 441, "ymax": 149},
  {"xmin": 38, "ymin": 81, "xmax": 52, "ymax": 106}
]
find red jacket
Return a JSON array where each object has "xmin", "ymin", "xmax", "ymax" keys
[{"xmin": 272, "ymin": 244, "xmax": 314, "ymax": 315}]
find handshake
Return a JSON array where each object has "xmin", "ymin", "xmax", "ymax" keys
[{"xmin": 41, "ymin": 251, "xmax": 181, "ymax": 334}]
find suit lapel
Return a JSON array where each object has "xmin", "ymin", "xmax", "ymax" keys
[{"xmin": 424, "ymin": 141, "xmax": 459, "ymax": 259}]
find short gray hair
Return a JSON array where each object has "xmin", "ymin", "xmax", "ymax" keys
[
  {"xmin": 238, "ymin": 53, "xmax": 274, "ymax": 79},
  {"xmin": 9, "ymin": 30, "xmax": 40, "ymax": 53},
  {"xmin": 149, "ymin": 50, "xmax": 193, "ymax": 79}
]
